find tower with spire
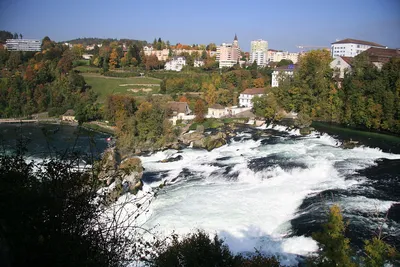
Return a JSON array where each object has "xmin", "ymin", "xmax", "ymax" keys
[{"xmin": 233, "ymin": 34, "xmax": 238, "ymax": 47}]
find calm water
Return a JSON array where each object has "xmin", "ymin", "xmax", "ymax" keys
[{"xmin": 0, "ymin": 123, "xmax": 109, "ymax": 160}]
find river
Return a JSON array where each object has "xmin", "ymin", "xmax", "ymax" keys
[
  {"xmin": 1, "ymin": 123, "xmax": 399, "ymax": 265},
  {"xmin": 0, "ymin": 123, "xmax": 109, "ymax": 160}
]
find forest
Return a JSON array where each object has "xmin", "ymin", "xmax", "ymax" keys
[{"xmin": 253, "ymin": 50, "xmax": 400, "ymax": 134}]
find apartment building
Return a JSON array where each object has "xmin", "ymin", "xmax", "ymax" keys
[
  {"xmin": 250, "ymin": 39, "xmax": 268, "ymax": 66},
  {"xmin": 331, "ymin": 38, "xmax": 385, "ymax": 58}
]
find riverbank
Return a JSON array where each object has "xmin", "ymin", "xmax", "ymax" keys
[{"xmin": 312, "ymin": 121, "xmax": 400, "ymax": 154}]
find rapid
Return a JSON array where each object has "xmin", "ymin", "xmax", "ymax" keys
[{"xmin": 139, "ymin": 125, "xmax": 400, "ymax": 265}]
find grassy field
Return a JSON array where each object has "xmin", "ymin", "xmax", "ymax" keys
[{"xmin": 82, "ymin": 73, "xmax": 161, "ymax": 102}]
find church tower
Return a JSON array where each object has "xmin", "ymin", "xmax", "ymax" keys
[{"xmin": 233, "ymin": 33, "xmax": 238, "ymax": 47}]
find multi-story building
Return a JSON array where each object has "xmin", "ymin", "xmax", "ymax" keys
[
  {"xmin": 271, "ymin": 65, "xmax": 297, "ymax": 87},
  {"xmin": 216, "ymin": 34, "xmax": 240, "ymax": 68},
  {"xmin": 165, "ymin": 56, "xmax": 186, "ymax": 71},
  {"xmin": 239, "ymin": 88, "xmax": 265, "ymax": 108},
  {"xmin": 267, "ymin": 50, "xmax": 299, "ymax": 64},
  {"xmin": 6, "ymin": 39, "xmax": 41, "ymax": 51},
  {"xmin": 331, "ymin": 38, "xmax": 385, "ymax": 58},
  {"xmin": 250, "ymin": 39, "xmax": 268, "ymax": 66}
]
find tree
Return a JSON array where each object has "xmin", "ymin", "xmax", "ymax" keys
[
  {"xmin": 363, "ymin": 237, "xmax": 398, "ymax": 267},
  {"xmin": 276, "ymin": 59, "xmax": 293, "ymax": 67},
  {"xmin": 152, "ymin": 231, "xmax": 241, "ymax": 267},
  {"xmin": 109, "ymin": 48, "xmax": 119, "ymax": 69},
  {"xmin": 194, "ymin": 99, "xmax": 206, "ymax": 123},
  {"xmin": 0, "ymin": 148, "xmax": 154, "ymax": 267},
  {"xmin": 71, "ymin": 44, "xmax": 85, "ymax": 59},
  {"xmin": 178, "ymin": 95, "xmax": 190, "ymax": 103},
  {"xmin": 57, "ymin": 49, "xmax": 74, "ymax": 74},
  {"xmin": 204, "ymin": 83, "xmax": 217, "ymax": 105},
  {"xmin": 310, "ymin": 205, "xmax": 356, "ymax": 267},
  {"xmin": 253, "ymin": 77, "xmax": 265, "ymax": 88}
]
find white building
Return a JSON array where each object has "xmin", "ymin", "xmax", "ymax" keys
[
  {"xmin": 267, "ymin": 50, "xmax": 299, "ymax": 64},
  {"xmin": 194, "ymin": 59, "xmax": 204, "ymax": 67},
  {"xmin": 250, "ymin": 39, "xmax": 268, "ymax": 66},
  {"xmin": 330, "ymin": 56, "xmax": 353, "ymax": 79},
  {"xmin": 331, "ymin": 38, "xmax": 385, "ymax": 58},
  {"xmin": 271, "ymin": 65, "xmax": 296, "ymax": 87},
  {"xmin": 165, "ymin": 56, "xmax": 186, "ymax": 71},
  {"xmin": 6, "ymin": 39, "xmax": 41, "ymax": 51},
  {"xmin": 239, "ymin": 88, "xmax": 265, "ymax": 108},
  {"xmin": 82, "ymin": 54, "xmax": 93, "ymax": 60}
]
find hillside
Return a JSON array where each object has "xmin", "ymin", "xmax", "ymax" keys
[{"xmin": 63, "ymin": 37, "xmax": 147, "ymax": 46}]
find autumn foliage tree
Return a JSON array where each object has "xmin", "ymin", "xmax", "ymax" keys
[{"xmin": 194, "ymin": 99, "xmax": 206, "ymax": 123}]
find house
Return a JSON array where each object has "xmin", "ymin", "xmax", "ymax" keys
[
  {"xmin": 82, "ymin": 54, "xmax": 93, "ymax": 60},
  {"xmin": 165, "ymin": 56, "xmax": 186, "ymax": 71},
  {"xmin": 330, "ymin": 56, "xmax": 353, "ymax": 79},
  {"xmin": 167, "ymin": 102, "xmax": 191, "ymax": 118},
  {"xmin": 331, "ymin": 38, "xmax": 385, "ymax": 58},
  {"xmin": 167, "ymin": 101, "xmax": 194, "ymax": 125},
  {"xmin": 62, "ymin": 109, "xmax": 77, "ymax": 122},
  {"xmin": 362, "ymin": 47, "xmax": 400, "ymax": 70},
  {"xmin": 271, "ymin": 65, "xmax": 297, "ymax": 87},
  {"xmin": 194, "ymin": 59, "xmax": 204, "ymax": 67},
  {"xmin": 239, "ymin": 88, "xmax": 265, "ymax": 108},
  {"xmin": 208, "ymin": 104, "xmax": 227, "ymax": 118}
]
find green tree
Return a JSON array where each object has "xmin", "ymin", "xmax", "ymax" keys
[
  {"xmin": 362, "ymin": 237, "xmax": 398, "ymax": 267},
  {"xmin": 277, "ymin": 59, "xmax": 293, "ymax": 67},
  {"xmin": 310, "ymin": 205, "xmax": 356, "ymax": 267}
]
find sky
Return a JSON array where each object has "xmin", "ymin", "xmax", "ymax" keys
[{"xmin": 1, "ymin": 0, "xmax": 399, "ymax": 52}]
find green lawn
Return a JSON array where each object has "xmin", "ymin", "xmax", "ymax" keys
[{"xmin": 82, "ymin": 73, "xmax": 161, "ymax": 102}]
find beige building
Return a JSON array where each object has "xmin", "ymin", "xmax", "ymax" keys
[
  {"xmin": 62, "ymin": 109, "xmax": 77, "ymax": 122},
  {"xmin": 208, "ymin": 104, "xmax": 227, "ymax": 118},
  {"xmin": 267, "ymin": 50, "xmax": 299, "ymax": 64},
  {"xmin": 217, "ymin": 34, "xmax": 240, "ymax": 68},
  {"xmin": 330, "ymin": 56, "xmax": 353, "ymax": 79}
]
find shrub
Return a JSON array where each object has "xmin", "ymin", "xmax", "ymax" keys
[{"xmin": 151, "ymin": 230, "xmax": 241, "ymax": 267}]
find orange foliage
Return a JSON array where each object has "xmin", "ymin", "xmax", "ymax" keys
[{"xmin": 178, "ymin": 96, "xmax": 190, "ymax": 103}]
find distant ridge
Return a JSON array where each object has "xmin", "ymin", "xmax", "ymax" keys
[{"xmin": 62, "ymin": 37, "xmax": 147, "ymax": 46}]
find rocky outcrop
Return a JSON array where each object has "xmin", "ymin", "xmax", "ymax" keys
[
  {"xmin": 202, "ymin": 132, "xmax": 227, "ymax": 151},
  {"xmin": 159, "ymin": 155, "xmax": 183, "ymax": 163},
  {"xmin": 179, "ymin": 130, "xmax": 227, "ymax": 151},
  {"xmin": 98, "ymin": 148, "xmax": 144, "ymax": 201},
  {"xmin": 341, "ymin": 139, "xmax": 360, "ymax": 149}
]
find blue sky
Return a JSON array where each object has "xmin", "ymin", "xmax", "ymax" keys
[{"xmin": 1, "ymin": 0, "xmax": 399, "ymax": 52}]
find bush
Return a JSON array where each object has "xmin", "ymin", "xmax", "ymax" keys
[
  {"xmin": 151, "ymin": 230, "xmax": 282, "ymax": 267},
  {"xmin": 0, "ymin": 148, "xmax": 153, "ymax": 267},
  {"xmin": 151, "ymin": 230, "xmax": 241, "ymax": 267}
]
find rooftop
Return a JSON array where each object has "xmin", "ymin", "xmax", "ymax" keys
[
  {"xmin": 241, "ymin": 88, "xmax": 265, "ymax": 95},
  {"xmin": 331, "ymin": 38, "xmax": 385, "ymax": 47},
  {"xmin": 63, "ymin": 109, "xmax": 75, "ymax": 116},
  {"xmin": 340, "ymin": 56, "xmax": 353, "ymax": 65},
  {"xmin": 167, "ymin": 102, "xmax": 189, "ymax": 114},
  {"xmin": 363, "ymin": 47, "xmax": 400, "ymax": 60},
  {"xmin": 209, "ymin": 104, "xmax": 225, "ymax": 109}
]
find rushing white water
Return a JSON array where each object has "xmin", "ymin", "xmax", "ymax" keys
[{"xmin": 136, "ymin": 129, "xmax": 400, "ymax": 265}]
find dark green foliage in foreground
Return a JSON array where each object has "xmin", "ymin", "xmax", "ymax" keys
[
  {"xmin": 0, "ymin": 149, "xmax": 130, "ymax": 267},
  {"xmin": 151, "ymin": 230, "xmax": 281, "ymax": 267}
]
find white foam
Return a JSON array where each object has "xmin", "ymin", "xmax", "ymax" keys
[{"xmin": 135, "ymin": 130, "xmax": 400, "ymax": 265}]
